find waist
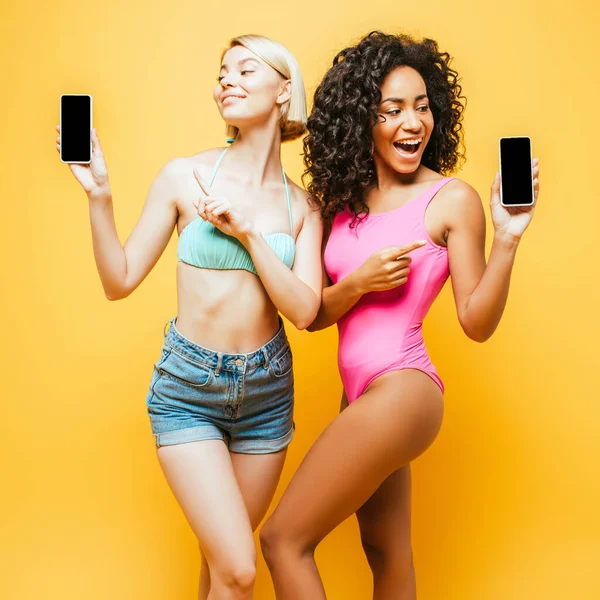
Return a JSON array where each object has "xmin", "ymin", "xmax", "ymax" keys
[
  {"xmin": 176, "ymin": 262, "xmax": 281, "ymax": 352},
  {"xmin": 164, "ymin": 316, "xmax": 289, "ymax": 373},
  {"xmin": 337, "ymin": 314, "xmax": 425, "ymax": 357}
]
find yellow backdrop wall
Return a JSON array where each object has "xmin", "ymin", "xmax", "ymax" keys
[{"xmin": 1, "ymin": 0, "xmax": 599, "ymax": 598}]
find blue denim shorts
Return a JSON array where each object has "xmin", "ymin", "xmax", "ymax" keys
[{"xmin": 146, "ymin": 317, "xmax": 295, "ymax": 453}]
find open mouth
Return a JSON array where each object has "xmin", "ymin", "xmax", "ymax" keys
[{"xmin": 393, "ymin": 138, "xmax": 423, "ymax": 157}]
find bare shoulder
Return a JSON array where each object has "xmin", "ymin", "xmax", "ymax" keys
[
  {"xmin": 155, "ymin": 148, "xmax": 226, "ymax": 183},
  {"xmin": 286, "ymin": 176, "xmax": 322, "ymax": 225},
  {"xmin": 437, "ymin": 177, "xmax": 485, "ymax": 228},
  {"xmin": 156, "ymin": 148, "xmax": 226, "ymax": 194},
  {"xmin": 185, "ymin": 147, "xmax": 228, "ymax": 177}
]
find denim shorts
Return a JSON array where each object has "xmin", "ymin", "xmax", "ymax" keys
[{"xmin": 145, "ymin": 317, "xmax": 295, "ymax": 453}]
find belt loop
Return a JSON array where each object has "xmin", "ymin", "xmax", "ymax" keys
[
  {"xmin": 261, "ymin": 347, "xmax": 269, "ymax": 370},
  {"xmin": 163, "ymin": 319, "xmax": 173, "ymax": 338},
  {"xmin": 215, "ymin": 352, "xmax": 223, "ymax": 377}
]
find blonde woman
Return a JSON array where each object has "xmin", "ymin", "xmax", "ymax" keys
[{"xmin": 56, "ymin": 35, "xmax": 322, "ymax": 600}]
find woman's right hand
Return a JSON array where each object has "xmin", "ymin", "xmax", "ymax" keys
[
  {"xmin": 56, "ymin": 126, "xmax": 110, "ymax": 197},
  {"xmin": 352, "ymin": 240, "xmax": 427, "ymax": 293}
]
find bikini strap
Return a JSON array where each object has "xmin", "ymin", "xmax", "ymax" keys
[
  {"xmin": 282, "ymin": 168, "xmax": 293, "ymax": 236},
  {"xmin": 211, "ymin": 147, "xmax": 293, "ymax": 236},
  {"xmin": 209, "ymin": 147, "xmax": 229, "ymax": 186}
]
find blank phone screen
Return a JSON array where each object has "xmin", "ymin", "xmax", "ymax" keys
[
  {"xmin": 500, "ymin": 137, "xmax": 533, "ymax": 206},
  {"xmin": 61, "ymin": 95, "xmax": 91, "ymax": 163}
]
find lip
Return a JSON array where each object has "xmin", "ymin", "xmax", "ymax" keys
[
  {"xmin": 221, "ymin": 93, "xmax": 246, "ymax": 104},
  {"xmin": 393, "ymin": 142, "xmax": 423, "ymax": 161}
]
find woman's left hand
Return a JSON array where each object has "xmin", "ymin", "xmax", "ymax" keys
[
  {"xmin": 490, "ymin": 157, "xmax": 540, "ymax": 242},
  {"xmin": 192, "ymin": 169, "xmax": 254, "ymax": 239}
]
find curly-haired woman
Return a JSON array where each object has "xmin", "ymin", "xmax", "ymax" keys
[{"xmin": 260, "ymin": 31, "xmax": 539, "ymax": 598}]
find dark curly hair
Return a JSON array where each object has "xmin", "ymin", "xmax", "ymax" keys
[{"xmin": 303, "ymin": 31, "xmax": 466, "ymax": 224}]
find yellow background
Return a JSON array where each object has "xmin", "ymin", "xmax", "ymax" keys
[{"xmin": 1, "ymin": 0, "xmax": 599, "ymax": 598}]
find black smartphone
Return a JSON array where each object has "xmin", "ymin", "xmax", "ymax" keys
[
  {"xmin": 60, "ymin": 94, "xmax": 92, "ymax": 164},
  {"xmin": 499, "ymin": 136, "xmax": 534, "ymax": 207}
]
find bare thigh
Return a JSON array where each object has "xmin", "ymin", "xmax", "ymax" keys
[
  {"xmin": 230, "ymin": 448, "xmax": 288, "ymax": 529},
  {"xmin": 197, "ymin": 447, "xmax": 288, "ymax": 597},
  {"xmin": 357, "ymin": 464, "xmax": 412, "ymax": 562},
  {"xmin": 156, "ymin": 440, "xmax": 256, "ymax": 569},
  {"xmin": 265, "ymin": 369, "xmax": 443, "ymax": 550}
]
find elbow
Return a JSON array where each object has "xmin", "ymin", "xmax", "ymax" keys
[
  {"xmin": 105, "ymin": 286, "xmax": 131, "ymax": 301},
  {"xmin": 460, "ymin": 318, "xmax": 492, "ymax": 343},
  {"xmin": 464, "ymin": 325, "xmax": 493, "ymax": 343},
  {"xmin": 293, "ymin": 302, "xmax": 322, "ymax": 332},
  {"xmin": 294, "ymin": 315, "xmax": 315, "ymax": 331},
  {"xmin": 306, "ymin": 317, "xmax": 325, "ymax": 332},
  {"xmin": 469, "ymin": 331, "xmax": 489, "ymax": 343}
]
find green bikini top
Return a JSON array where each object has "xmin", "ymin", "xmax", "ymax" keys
[{"xmin": 178, "ymin": 147, "xmax": 296, "ymax": 275}]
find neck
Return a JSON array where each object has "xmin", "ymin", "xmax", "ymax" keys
[
  {"xmin": 227, "ymin": 116, "xmax": 284, "ymax": 185},
  {"xmin": 372, "ymin": 152, "xmax": 426, "ymax": 192}
]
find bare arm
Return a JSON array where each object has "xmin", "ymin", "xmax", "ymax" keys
[
  {"xmin": 239, "ymin": 205, "xmax": 323, "ymax": 330},
  {"xmin": 446, "ymin": 165, "xmax": 539, "ymax": 342},
  {"xmin": 308, "ymin": 230, "xmax": 426, "ymax": 332},
  {"xmin": 306, "ymin": 227, "xmax": 361, "ymax": 332},
  {"xmin": 89, "ymin": 163, "xmax": 179, "ymax": 300},
  {"xmin": 191, "ymin": 170, "xmax": 323, "ymax": 330},
  {"xmin": 57, "ymin": 127, "xmax": 179, "ymax": 300}
]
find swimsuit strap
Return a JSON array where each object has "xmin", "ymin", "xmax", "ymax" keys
[
  {"xmin": 209, "ymin": 147, "xmax": 229, "ymax": 186},
  {"xmin": 283, "ymin": 169, "xmax": 293, "ymax": 236},
  {"xmin": 210, "ymin": 146, "xmax": 293, "ymax": 235}
]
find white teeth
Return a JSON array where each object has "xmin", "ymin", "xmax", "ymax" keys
[{"xmin": 395, "ymin": 138, "xmax": 422, "ymax": 145}]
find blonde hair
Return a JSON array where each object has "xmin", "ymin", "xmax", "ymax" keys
[{"xmin": 222, "ymin": 34, "xmax": 307, "ymax": 143}]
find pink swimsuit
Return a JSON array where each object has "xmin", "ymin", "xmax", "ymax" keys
[{"xmin": 324, "ymin": 178, "xmax": 455, "ymax": 403}]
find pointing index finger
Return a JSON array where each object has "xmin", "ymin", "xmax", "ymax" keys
[
  {"xmin": 193, "ymin": 168, "xmax": 212, "ymax": 196},
  {"xmin": 393, "ymin": 239, "xmax": 427, "ymax": 258}
]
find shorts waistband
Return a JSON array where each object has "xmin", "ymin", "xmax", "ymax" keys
[{"xmin": 162, "ymin": 317, "xmax": 289, "ymax": 374}]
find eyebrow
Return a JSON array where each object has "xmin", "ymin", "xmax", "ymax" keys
[
  {"xmin": 381, "ymin": 94, "xmax": 428, "ymax": 104},
  {"xmin": 220, "ymin": 57, "xmax": 260, "ymax": 71}
]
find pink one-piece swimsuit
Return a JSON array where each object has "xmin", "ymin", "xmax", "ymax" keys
[{"xmin": 323, "ymin": 178, "xmax": 455, "ymax": 403}]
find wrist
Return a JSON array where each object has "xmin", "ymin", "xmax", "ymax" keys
[
  {"xmin": 493, "ymin": 231, "xmax": 521, "ymax": 251},
  {"xmin": 87, "ymin": 183, "xmax": 112, "ymax": 203},
  {"xmin": 347, "ymin": 270, "xmax": 367, "ymax": 297},
  {"xmin": 237, "ymin": 225, "xmax": 259, "ymax": 247}
]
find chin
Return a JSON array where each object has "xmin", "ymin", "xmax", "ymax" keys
[{"xmin": 391, "ymin": 158, "xmax": 421, "ymax": 174}]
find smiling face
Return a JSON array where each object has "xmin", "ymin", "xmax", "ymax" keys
[
  {"xmin": 214, "ymin": 44, "xmax": 290, "ymax": 133},
  {"xmin": 372, "ymin": 66, "xmax": 434, "ymax": 174}
]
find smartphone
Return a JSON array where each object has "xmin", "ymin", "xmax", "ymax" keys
[
  {"xmin": 499, "ymin": 136, "xmax": 534, "ymax": 207},
  {"xmin": 60, "ymin": 94, "xmax": 92, "ymax": 164}
]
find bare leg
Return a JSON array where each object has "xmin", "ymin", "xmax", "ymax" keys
[
  {"xmin": 156, "ymin": 440, "xmax": 256, "ymax": 600},
  {"xmin": 357, "ymin": 465, "xmax": 415, "ymax": 599},
  {"xmin": 260, "ymin": 370, "xmax": 443, "ymax": 600},
  {"xmin": 343, "ymin": 391, "xmax": 416, "ymax": 599},
  {"xmin": 198, "ymin": 449, "xmax": 288, "ymax": 599}
]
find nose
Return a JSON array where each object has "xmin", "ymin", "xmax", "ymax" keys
[
  {"xmin": 220, "ymin": 72, "xmax": 236, "ymax": 88},
  {"xmin": 401, "ymin": 110, "xmax": 422, "ymax": 132}
]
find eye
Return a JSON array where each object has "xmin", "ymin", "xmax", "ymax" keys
[
  {"xmin": 417, "ymin": 105, "xmax": 430, "ymax": 112},
  {"xmin": 217, "ymin": 76, "xmax": 224, "ymax": 82},
  {"xmin": 386, "ymin": 109, "xmax": 401, "ymax": 115},
  {"xmin": 241, "ymin": 70, "xmax": 254, "ymax": 76}
]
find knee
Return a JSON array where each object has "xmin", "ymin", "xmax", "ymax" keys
[
  {"xmin": 361, "ymin": 538, "xmax": 414, "ymax": 580},
  {"xmin": 260, "ymin": 518, "xmax": 308, "ymax": 566},
  {"xmin": 211, "ymin": 560, "xmax": 256, "ymax": 595},
  {"xmin": 259, "ymin": 519, "xmax": 281, "ymax": 563}
]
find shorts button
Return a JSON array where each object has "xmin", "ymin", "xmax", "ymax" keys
[{"xmin": 235, "ymin": 358, "xmax": 243, "ymax": 367}]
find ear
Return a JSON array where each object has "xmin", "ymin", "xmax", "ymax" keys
[{"xmin": 276, "ymin": 79, "xmax": 292, "ymax": 106}]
